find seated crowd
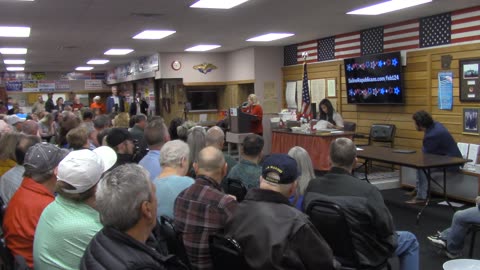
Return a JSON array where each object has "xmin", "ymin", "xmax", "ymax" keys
[{"xmin": 0, "ymin": 106, "xmax": 474, "ymax": 270}]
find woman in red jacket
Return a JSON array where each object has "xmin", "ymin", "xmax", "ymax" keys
[{"xmin": 242, "ymin": 94, "xmax": 263, "ymax": 136}]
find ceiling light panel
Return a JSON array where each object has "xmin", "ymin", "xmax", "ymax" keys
[
  {"xmin": 190, "ymin": 0, "xmax": 249, "ymax": 9},
  {"xmin": 75, "ymin": 66, "xmax": 94, "ymax": 71},
  {"xmin": 247, "ymin": 33, "xmax": 294, "ymax": 42},
  {"xmin": 104, "ymin": 49, "xmax": 134, "ymax": 55},
  {"xmin": 87, "ymin": 59, "xmax": 109, "ymax": 65},
  {"xmin": 185, "ymin": 45, "xmax": 221, "ymax": 51},
  {"xmin": 132, "ymin": 30, "xmax": 176, "ymax": 39},
  {"xmin": 0, "ymin": 26, "xmax": 30, "ymax": 37},
  {"xmin": 4, "ymin": 59, "xmax": 25, "ymax": 64},
  {"xmin": 347, "ymin": 0, "xmax": 432, "ymax": 15},
  {"xmin": 0, "ymin": 48, "xmax": 27, "ymax": 54},
  {"xmin": 6, "ymin": 66, "xmax": 24, "ymax": 71}
]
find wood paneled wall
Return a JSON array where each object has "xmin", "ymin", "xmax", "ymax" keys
[{"xmin": 282, "ymin": 43, "xmax": 480, "ymax": 150}]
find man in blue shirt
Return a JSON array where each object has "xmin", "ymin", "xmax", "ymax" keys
[
  {"xmin": 227, "ymin": 134, "xmax": 264, "ymax": 189},
  {"xmin": 139, "ymin": 119, "xmax": 170, "ymax": 180},
  {"xmin": 406, "ymin": 110, "xmax": 462, "ymax": 204}
]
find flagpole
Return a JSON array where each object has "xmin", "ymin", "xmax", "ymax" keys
[{"xmin": 301, "ymin": 52, "xmax": 311, "ymax": 120}]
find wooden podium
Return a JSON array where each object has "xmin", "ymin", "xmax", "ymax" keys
[{"xmin": 227, "ymin": 108, "xmax": 256, "ymax": 159}]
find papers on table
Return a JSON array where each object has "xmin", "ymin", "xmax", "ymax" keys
[{"xmin": 438, "ymin": 201, "xmax": 464, "ymax": 208}]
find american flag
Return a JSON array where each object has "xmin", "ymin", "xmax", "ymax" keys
[
  {"xmin": 451, "ymin": 6, "xmax": 480, "ymax": 44},
  {"xmin": 301, "ymin": 61, "xmax": 311, "ymax": 117},
  {"xmin": 420, "ymin": 13, "xmax": 451, "ymax": 48},
  {"xmin": 384, "ymin": 19, "xmax": 419, "ymax": 52},
  {"xmin": 284, "ymin": 44, "xmax": 298, "ymax": 66},
  {"xmin": 335, "ymin": 32, "xmax": 361, "ymax": 59},
  {"xmin": 297, "ymin": 40, "xmax": 318, "ymax": 63},
  {"xmin": 361, "ymin": 27, "xmax": 384, "ymax": 55}
]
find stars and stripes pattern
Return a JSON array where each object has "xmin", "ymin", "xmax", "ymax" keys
[
  {"xmin": 318, "ymin": 36, "xmax": 335, "ymax": 61},
  {"xmin": 335, "ymin": 32, "xmax": 361, "ymax": 59},
  {"xmin": 284, "ymin": 44, "xmax": 298, "ymax": 66},
  {"xmin": 384, "ymin": 19, "xmax": 420, "ymax": 52},
  {"xmin": 451, "ymin": 6, "xmax": 480, "ymax": 44},
  {"xmin": 297, "ymin": 40, "xmax": 318, "ymax": 63},
  {"xmin": 361, "ymin": 27, "xmax": 384, "ymax": 55},
  {"xmin": 420, "ymin": 13, "xmax": 451, "ymax": 48},
  {"xmin": 301, "ymin": 61, "xmax": 311, "ymax": 117}
]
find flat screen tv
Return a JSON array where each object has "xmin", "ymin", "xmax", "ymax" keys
[
  {"xmin": 345, "ymin": 51, "xmax": 404, "ymax": 104},
  {"xmin": 186, "ymin": 89, "xmax": 219, "ymax": 111}
]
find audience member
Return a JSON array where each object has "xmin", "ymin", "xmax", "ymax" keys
[
  {"xmin": 174, "ymin": 146, "xmax": 237, "ymax": 270},
  {"xmin": 54, "ymin": 97, "xmax": 65, "ymax": 112},
  {"xmin": 129, "ymin": 114, "xmax": 148, "ymax": 161},
  {"xmin": 91, "ymin": 114, "xmax": 111, "ymax": 146},
  {"xmin": 113, "ymin": 112, "xmax": 130, "ymax": 128},
  {"xmin": 106, "ymin": 86, "xmax": 125, "ymax": 113},
  {"xmin": 206, "ymin": 126, "xmax": 237, "ymax": 175},
  {"xmin": 6, "ymin": 97, "xmax": 15, "ymax": 115},
  {"xmin": 129, "ymin": 92, "xmax": 149, "ymax": 116},
  {"xmin": 225, "ymin": 154, "xmax": 337, "ymax": 269},
  {"xmin": 72, "ymin": 95, "xmax": 84, "ymax": 111},
  {"xmin": 57, "ymin": 111, "xmax": 81, "ymax": 148},
  {"xmin": 32, "ymin": 94, "xmax": 45, "ymax": 114},
  {"xmin": 169, "ymin": 117, "xmax": 184, "ymax": 140},
  {"xmin": 90, "ymin": 96, "xmax": 106, "ymax": 115},
  {"xmin": 0, "ymin": 132, "xmax": 20, "ymax": 176},
  {"xmin": 66, "ymin": 126, "xmax": 90, "ymax": 150},
  {"xmin": 106, "ymin": 128, "xmax": 135, "ymax": 170},
  {"xmin": 6, "ymin": 115, "xmax": 25, "ymax": 132},
  {"xmin": 186, "ymin": 126, "xmax": 206, "ymax": 177},
  {"xmin": 45, "ymin": 93, "xmax": 55, "ymax": 113},
  {"xmin": 406, "ymin": 110, "xmax": 462, "ymax": 204},
  {"xmin": 139, "ymin": 119, "xmax": 169, "ymax": 180},
  {"xmin": 21, "ymin": 119, "xmax": 39, "ymax": 136},
  {"xmin": 0, "ymin": 119, "xmax": 12, "ymax": 134},
  {"xmin": 155, "ymin": 140, "xmax": 194, "ymax": 218},
  {"xmin": 80, "ymin": 163, "xmax": 186, "ymax": 270},
  {"xmin": 305, "ymin": 138, "xmax": 419, "ymax": 270},
  {"xmin": 288, "ymin": 146, "xmax": 315, "ymax": 210},
  {"xmin": 0, "ymin": 134, "xmax": 41, "ymax": 205},
  {"xmin": 427, "ymin": 195, "xmax": 480, "ymax": 258},
  {"xmin": 3, "ymin": 143, "xmax": 68, "ymax": 268},
  {"xmin": 33, "ymin": 146, "xmax": 117, "ymax": 270},
  {"xmin": 0, "ymin": 101, "xmax": 7, "ymax": 114},
  {"xmin": 226, "ymin": 134, "xmax": 263, "ymax": 189},
  {"xmin": 176, "ymin": 121, "xmax": 195, "ymax": 142},
  {"xmin": 38, "ymin": 113, "xmax": 55, "ymax": 142}
]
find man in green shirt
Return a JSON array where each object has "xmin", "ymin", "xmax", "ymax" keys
[
  {"xmin": 227, "ymin": 134, "xmax": 264, "ymax": 189},
  {"xmin": 33, "ymin": 146, "xmax": 117, "ymax": 270}
]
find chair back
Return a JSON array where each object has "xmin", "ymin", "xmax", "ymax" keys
[
  {"xmin": 155, "ymin": 215, "xmax": 191, "ymax": 268},
  {"xmin": 0, "ymin": 239, "xmax": 14, "ymax": 270},
  {"xmin": 224, "ymin": 178, "xmax": 248, "ymax": 202},
  {"xmin": 343, "ymin": 121, "xmax": 357, "ymax": 132},
  {"xmin": 369, "ymin": 124, "xmax": 396, "ymax": 147},
  {"xmin": 209, "ymin": 234, "xmax": 249, "ymax": 270},
  {"xmin": 14, "ymin": 255, "xmax": 30, "ymax": 270},
  {"xmin": 306, "ymin": 199, "xmax": 358, "ymax": 267}
]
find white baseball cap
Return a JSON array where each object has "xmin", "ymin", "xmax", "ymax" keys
[{"xmin": 57, "ymin": 146, "xmax": 117, "ymax": 194}]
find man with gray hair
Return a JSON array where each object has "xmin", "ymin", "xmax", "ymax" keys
[
  {"xmin": 305, "ymin": 138, "xmax": 419, "ymax": 270},
  {"xmin": 225, "ymin": 154, "xmax": 337, "ymax": 269},
  {"xmin": 21, "ymin": 119, "xmax": 40, "ymax": 136},
  {"xmin": 174, "ymin": 146, "xmax": 238, "ymax": 270},
  {"xmin": 34, "ymin": 146, "xmax": 117, "ymax": 270},
  {"xmin": 206, "ymin": 126, "xmax": 237, "ymax": 176},
  {"xmin": 80, "ymin": 164, "xmax": 186, "ymax": 270}
]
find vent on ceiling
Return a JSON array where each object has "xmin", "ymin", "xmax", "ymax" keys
[
  {"xmin": 57, "ymin": 45, "xmax": 79, "ymax": 50},
  {"xmin": 130, "ymin": 12, "xmax": 164, "ymax": 18}
]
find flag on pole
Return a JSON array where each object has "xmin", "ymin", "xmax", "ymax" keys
[{"xmin": 301, "ymin": 61, "xmax": 311, "ymax": 117}]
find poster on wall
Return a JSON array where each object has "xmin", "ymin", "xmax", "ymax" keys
[
  {"xmin": 85, "ymin": 79, "xmax": 103, "ymax": 90},
  {"xmin": 463, "ymin": 108, "xmax": 479, "ymax": 135},
  {"xmin": 5, "ymin": 81, "xmax": 22, "ymax": 91},
  {"xmin": 438, "ymin": 71, "xmax": 453, "ymax": 110},
  {"xmin": 22, "ymin": 80, "xmax": 39, "ymax": 92},
  {"xmin": 38, "ymin": 80, "xmax": 56, "ymax": 92},
  {"xmin": 460, "ymin": 59, "xmax": 480, "ymax": 101},
  {"xmin": 55, "ymin": 81, "xmax": 70, "ymax": 91}
]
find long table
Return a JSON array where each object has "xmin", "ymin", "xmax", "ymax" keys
[
  {"xmin": 356, "ymin": 146, "xmax": 469, "ymax": 224},
  {"xmin": 271, "ymin": 129, "xmax": 354, "ymax": 171}
]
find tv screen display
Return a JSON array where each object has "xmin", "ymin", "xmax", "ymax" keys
[
  {"xmin": 186, "ymin": 89, "xmax": 218, "ymax": 111},
  {"xmin": 345, "ymin": 52, "xmax": 403, "ymax": 104}
]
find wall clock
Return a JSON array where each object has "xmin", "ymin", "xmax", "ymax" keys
[{"xmin": 171, "ymin": 60, "xmax": 182, "ymax": 71}]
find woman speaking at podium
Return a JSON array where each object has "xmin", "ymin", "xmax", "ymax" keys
[{"xmin": 242, "ymin": 94, "xmax": 263, "ymax": 136}]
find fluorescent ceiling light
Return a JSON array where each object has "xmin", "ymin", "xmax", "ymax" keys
[
  {"xmin": 87, "ymin": 59, "xmax": 109, "ymax": 65},
  {"xmin": 185, "ymin": 45, "xmax": 221, "ymax": 52},
  {"xmin": 347, "ymin": 0, "xmax": 432, "ymax": 15},
  {"xmin": 75, "ymin": 66, "xmax": 94, "ymax": 71},
  {"xmin": 0, "ymin": 48, "xmax": 27, "ymax": 54},
  {"xmin": 190, "ymin": 0, "xmax": 249, "ymax": 9},
  {"xmin": 6, "ymin": 66, "xmax": 24, "ymax": 71},
  {"xmin": 247, "ymin": 33, "xmax": 294, "ymax": 42},
  {"xmin": 133, "ymin": 30, "xmax": 176, "ymax": 40},
  {"xmin": 104, "ymin": 49, "xmax": 134, "ymax": 55},
  {"xmin": 0, "ymin": 26, "xmax": 30, "ymax": 37},
  {"xmin": 4, "ymin": 59, "xmax": 25, "ymax": 64}
]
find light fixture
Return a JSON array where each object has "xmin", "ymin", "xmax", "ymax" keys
[
  {"xmin": 347, "ymin": 0, "xmax": 432, "ymax": 15},
  {"xmin": 190, "ymin": 0, "xmax": 249, "ymax": 9},
  {"xmin": 75, "ymin": 66, "xmax": 94, "ymax": 71},
  {"xmin": 87, "ymin": 59, "xmax": 109, "ymax": 65},
  {"xmin": 4, "ymin": 59, "xmax": 25, "ymax": 64},
  {"xmin": 132, "ymin": 30, "xmax": 176, "ymax": 40},
  {"xmin": 185, "ymin": 45, "xmax": 221, "ymax": 52},
  {"xmin": 0, "ymin": 26, "xmax": 30, "ymax": 37},
  {"xmin": 247, "ymin": 33, "xmax": 294, "ymax": 42},
  {"xmin": 6, "ymin": 66, "xmax": 24, "ymax": 71},
  {"xmin": 0, "ymin": 48, "xmax": 27, "ymax": 54},
  {"xmin": 104, "ymin": 49, "xmax": 134, "ymax": 55}
]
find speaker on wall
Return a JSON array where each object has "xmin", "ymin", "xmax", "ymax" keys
[{"xmin": 311, "ymin": 103, "xmax": 317, "ymax": 119}]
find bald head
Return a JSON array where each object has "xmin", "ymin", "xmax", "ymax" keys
[
  {"xmin": 195, "ymin": 146, "xmax": 226, "ymax": 182},
  {"xmin": 206, "ymin": 126, "xmax": 225, "ymax": 149},
  {"xmin": 21, "ymin": 120, "xmax": 39, "ymax": 136}
]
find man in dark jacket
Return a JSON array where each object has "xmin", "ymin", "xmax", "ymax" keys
[
  {"xmin": 305, "ymin": 138, "xmax": 419, "ymax": 270},
  {"xmin": 129, "ymin": 92, "xmax": 149, "ymax": 116},
  {"xmin": 80, "ymin": 164, "xmax": 186, "ymax": 270},
  {"xmin": 106, "ymin": 128, "xmax": 135, "ymax": 170},
  {"xmin": 225, "ymin": 154, "xmax": 337, "ymax": 270}
]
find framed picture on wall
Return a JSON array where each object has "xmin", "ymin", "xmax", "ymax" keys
[
  {"xmin": 463, "ymin": 108, "xmax": 479, "ymax": 135},
  {"xmin": 460, "ymin": 59, "xmax": 480, "ymax": 102}
]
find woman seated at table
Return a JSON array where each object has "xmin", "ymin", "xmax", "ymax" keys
[{"xmin": 318, "ymin": 98, "xmax": 344, "ymax": 129}]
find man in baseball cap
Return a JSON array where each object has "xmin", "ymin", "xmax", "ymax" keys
[
  {"xmin": 3, "ymin": 143, "xmax": 68, "ymax": 268},
  {"xmin": 106, "ymin": 128, "xmax": 135, "ymax": 170},
  {"xmin": 6, "ymin": 114, "xmax": 25, "ymax": 132},
  {"xmin": 224, "ymin": 154, "xmax": 337, "ymax": 269},
  {"xmin": 33, "ymin": 146, "xmax": 117, "ymax": 270}
]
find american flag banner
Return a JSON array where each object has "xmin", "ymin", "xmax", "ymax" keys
[
  {"xmin": 284, "ymin": 44, "xmax": 298, "ymax": 66},
  {"xmin": 297, "ymin": 40, "xmax": 318, "ymax": 63},
  {"xmin": 301, "ymin": 61, "xmax": 311, "ymax": 117},
  {"xmin": 361, "ymin": 27, "xmax": 384, "ymax": 55},
  {"xmin": 451, "ymin": 6, "xmax": 480, "ymax": 44},
  {"xmin": 420, "ymin": 13, "xmax": 451, "ymax": 48},
  {"xmin": 335, "ymin": 32, "xmax": 361, "ymax": 59},
  {"xmin": 318, "ymin": 36, "xmax": 335, "ymax": 61},
  {"xmin": 384, "ymin": 19, "xmax": 420, "ymax": 52}
]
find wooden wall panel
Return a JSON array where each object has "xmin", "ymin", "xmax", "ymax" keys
[{"xmin": 282, "ymin": 43, "xmax": 480, "ymax": 151}]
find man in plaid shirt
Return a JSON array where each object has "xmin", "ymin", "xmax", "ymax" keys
[{"xmin": 174, "ymin": 146, "xmax": 238, "ymax": 270}]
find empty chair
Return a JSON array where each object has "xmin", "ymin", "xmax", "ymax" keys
[
  {"xmin": 368, "ymin": 124, "xmax": 396, "ymax": 148},
  {"xmin": 224, "ymin": 178, "xmax": 248, "ymax": 202},
  {"xmin": 209, "ymin": 234, "xmax": 249, "ymax": 270},
  {"xmin": 343, "ymin": 121, "xmax": 357, "ymax": 133}
]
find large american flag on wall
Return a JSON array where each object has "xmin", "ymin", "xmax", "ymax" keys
[{"xmin": 451, "ymin": 6, "xmax": 480, "ymax": 43}]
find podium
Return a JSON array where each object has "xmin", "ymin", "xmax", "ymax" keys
[{"xmin": 229, "ymin": 108, "xmax": 257, "ymax": 133}]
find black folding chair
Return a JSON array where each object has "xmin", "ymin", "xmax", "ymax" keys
[
  {"xmin": 224, "ymin": 178, "xmax": 248, "ymax": 202},
  {"xmin": 209, "ymin": 234, "xmax": 249, "ymax": 270},
  {"xmin": 153, "ymin": 215, "xmax": 191, "ymax": 269}
]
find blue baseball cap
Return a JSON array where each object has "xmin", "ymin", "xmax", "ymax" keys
[{"xmin": 262, "ymin": 154, "xmax": 299, "ymax": 184}]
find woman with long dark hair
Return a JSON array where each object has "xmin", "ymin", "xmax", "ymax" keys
[{"xmin": 318, "ymin": 98, "xmax": 344, "ymax": 129}]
